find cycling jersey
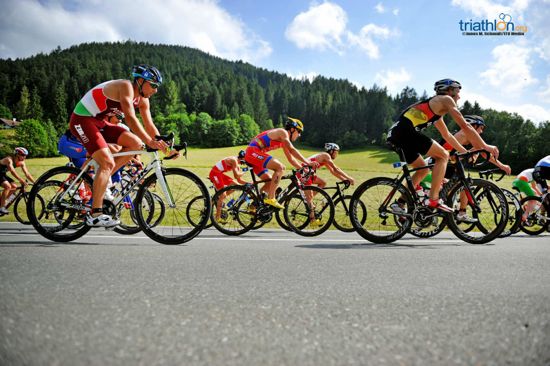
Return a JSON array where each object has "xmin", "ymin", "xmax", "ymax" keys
[
  {"xmin": 516, "ymin": 168, "xmax": 534, "ymax": 183},
  {"xmin": 209, "ymin": 159, "xmax": 235, "ymax": 190},
  {"xmin": 73, "ymin": 81, "xmax": 140, "ymax": 119},
  {"xmin": 248, "ymin": 129, "xmax": 284, "ymax": 152},
  {"xmin": 69, "ymin": 81, "xmax": 136, "ymax": 155},
  {"xmin": 245, "ymin": 130, "xmax": 285, "ymax": 176},
  {"xmin": 399, "ymin": 97, "xmax": 442, "ymax": 131},
  {"xmin": 0, "ymin": 160, "xmax": 13, "ymax": 184}
]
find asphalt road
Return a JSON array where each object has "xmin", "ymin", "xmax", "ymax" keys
[{"xmin": 1, "ymin": 222, "xmax": 549, "ymax": 366}]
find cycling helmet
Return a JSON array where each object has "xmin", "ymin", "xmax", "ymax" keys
[
  {"xmin": 434, "ymin": 78, "xmax": 462, "ymax": 94},
  {"xmin": 237, "ymin": 150, "xmax": 246, "ymax": 161},
  {"xmin": 324, "ymin": 142, "xmax": 340, "ymax": 152},
  {"xmin": 132, "ymin": 64, "xmax": 163, "ymax": 85},
  {"xmin": 285, "ymin": 117, "xmax": 304, "ymax": 132},
  {"xmin": 14, "ymin": 147, "xmax": 28, "ymax": 156},
  {"xmin": 464, "ymin": 115, "xmax": 486, "ymax": 127}
]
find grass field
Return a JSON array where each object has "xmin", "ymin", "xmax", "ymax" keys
[{"xmin": 0, "ymin": 145, "xmax": 515, "ymax": 225}]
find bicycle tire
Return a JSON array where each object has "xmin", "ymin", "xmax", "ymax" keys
[
  {"xmin": 333, "ymin": 194, "xmax": 365, "ymax": 232},
  {"xmin": 350, "ymin": 177, "xmax": 414, "ymax": 244},
  {"xmin": 114, "ymin": 189, "xmax": 155, "ymax": 235},
  {"xmin": 498, "ymin": 188, "xmax": 521, "ymax": 237},
  {"xmin": 14, "ymin": 192, "xmax": 43, "ymax": 225},
  {"xmin": 283, "ymin": 185, "xmax": 334, "ymax": 237},
  {"xmin": 211, "ymin": 185, "xmax": 257, "ymax": 236},
  {"xmin": 187, "ymin": 195, "xmax": 213, "ymax": 229},
  {"xmin": 134, "ymin": 168, "xmax": 210, "ymax": 244},
  {"xmin": 518, "ymin": 196, "xmax": 548, "ymax": 235},
  {"xmin": 445, "ymin": 179, "xmax": 508, "ymax": 244},
  {"xmin": 27, "ymin": 166, "xmax": 92, "ymax": 242}
]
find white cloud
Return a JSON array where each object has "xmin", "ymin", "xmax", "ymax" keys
[
  {"xmin": 287, "ymin": 71, "xmax": 320, "ymax": 82},
  {"xmin": 285, "ymin": 2, "xmax": 347, "ymax": 53},
  {"xmin": 347, "ymin": 24, "xmax": 393, "ymax": 59},
  {"xmin": 480, "ymin": 43, "xmax": 536, "ymax": 94},
  {"xmin": 0, "ymin": 0, "xmax": 272, "ymax": 63},
  {"xmin": 374, "ymin": 68, "xmax": 411, "ymax": 94},
  {"xmin": 375, "ymin": 3, "xmax": 386, "ymax": 13},
  {"xmin": 393, "ymin": 8, "xmax": 400, "ymax": 16},
  {"xmin": 461, "ymin": 90, "xmax": 550, "ymax": 123},
  {"xmin": 286, "ymin": 1, "xmax": 397, "ymax": 59}
]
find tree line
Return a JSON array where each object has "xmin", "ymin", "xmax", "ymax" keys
[{"xmin": 0, "ymin": 41, "xmax": 547, "ymax": 171}]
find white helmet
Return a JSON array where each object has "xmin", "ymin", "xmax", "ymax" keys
[{"xmin": 324, "ymin": 143, "xmax": 340, "ymax": 152}]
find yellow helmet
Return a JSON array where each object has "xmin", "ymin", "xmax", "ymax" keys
[{"xmin": 285, "ymin": 117, "xmax": 304, "ymax": 132}]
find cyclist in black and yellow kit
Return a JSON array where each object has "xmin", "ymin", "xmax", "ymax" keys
[{"xmin": 387, "ymin": 79, "xmax": 499, "ymax": 213}]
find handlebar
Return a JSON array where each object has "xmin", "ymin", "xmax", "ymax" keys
[
  {"xmin": 337, "ymin": 180, "xmax": 351, "ymax": 189},
  {"xmin": 478, "ymin": 168, "xmax": 505, "ymax": 182}
]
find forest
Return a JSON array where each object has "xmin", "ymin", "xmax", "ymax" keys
[{"xmin": 0, "ymin": 41, "xmax": 547, "ymax": 171}]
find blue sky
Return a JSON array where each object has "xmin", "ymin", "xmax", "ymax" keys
[{"xmin": 1, "ymin": 0, "xmax": 549, "ymax": 123}]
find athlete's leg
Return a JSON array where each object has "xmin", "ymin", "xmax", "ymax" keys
[
  {"xmin": 0, "ymin": 180, "xmax": 11, "ymax": 208},
  {"xmin": 424, "ymin": 142, "xmax": 449, "ymax": 201},
  {"xmin": 111, "ymin": 131, "xmax": 142, "ymax": 173},
  {"xmin": 265, "ymin": 158, "xmax": 285, "ymax": 199},
  {"xmin": 90, "ymin": 147, "xmax": 115, "ymax": 213}
]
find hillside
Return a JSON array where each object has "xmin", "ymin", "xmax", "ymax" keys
[{"xmin": 0, "ymin": 41, "xmax": 548, "ymax": 171}]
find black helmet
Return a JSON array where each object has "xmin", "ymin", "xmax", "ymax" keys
[
  {"xmin": 464, "ymin": 115, "xmax": 485, "ymax": 127},
  {"xmin": 237, "ymin": 150, "xmax": 246, "ymax": 162},
  {"xmin": 434, "ymin": 78, "xmax": 461, "ymax": 94},
  {"xmin": 132, "ymin": 64, "xmax": 163, "ymax": 85}
]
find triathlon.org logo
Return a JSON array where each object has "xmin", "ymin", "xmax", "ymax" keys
[{"xmin": 459, "ymin": 13, "xmax": 528, "ymax": 36}]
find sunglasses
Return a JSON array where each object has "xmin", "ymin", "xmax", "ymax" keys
[{"xmin": 148, "ymin": 81, "xmax": 160, "ymax": 89}]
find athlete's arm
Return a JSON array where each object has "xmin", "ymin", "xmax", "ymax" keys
[
  {"xmin": 20, "ymin": 162, "xmax": 35, "ymax": 184},
  {"xmin": 434, "ymin": 119, "xmax": 467, "ymax": 154},
  {"xmin": 272, "ymin": 129, "xmax": 312, "ymax": 167},
  {"xmin": 118, "ymin": 81, "xmax": 165, "ymax": 150},
  {"xmin": 6, "ymin": 159, "xmax": 26, "ymax": 185},
  {"xmin": 532, "ymin": 181, "xmax": 543, "ymax": 196},
  {"xmin": 444, "ymin": 98, "xmax": 499, "ymax": 158},
  {"xmin": 489, "ymin": 156, "xmax": 512, "ymax": 175},
  {"xmin": 228, "ymin": 158, "xmax": 247, "ymax": 184},
  {"xmin": 323, "ymin": 155, "xmax": 355, "ymax": 184}
]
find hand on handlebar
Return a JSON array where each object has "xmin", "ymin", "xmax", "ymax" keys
[
  {"xmin": 484, "ymin": 144, "xmax": 499, "ymax": 160},
  {"xmin": 501, "ymin": 164, "xmax": 512, "ymax": 175},
  {"xmin": 146, "ymin": 137, "xmax": 168, "ymax": 151}
]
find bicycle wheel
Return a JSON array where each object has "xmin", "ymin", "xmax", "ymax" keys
[
  {"xmin": 14, "ymin": 192, "xmax": 43, "ymax": 225},
  {"xmin": 445, "ymin": 179, "xmax": 508, "ymax": 244},
  {"xmin": 333, "ymin": 194, "xmax": 365, "ymax": 232},
  {"xmin": 114, "ymin": 189, "xmax": 155, "ymax": 235},
  {"xmin": 27, "ymin": 166, "xmax": 92, "ymax": 242},
  {"xmin": 275, "ymin": 195, "xmax": 293, "ymax": 231},
  {"xmin": 498, "ymin": 188, "xmax": 521, "ymax": 237},
  {"xmin": 350, "ymin": 177, "xmax": 414, "ymax": 244},
  {"xmin": 283, "ymin": 186, "xmax": 334, "ymax": 236},
  {"xmin": 187, "ymin": 195, "xmax": 212, "ymax": 229},
  {"xmin": 134, "ymin": 168, "xmax": 210, "ymax": 244},
  {"xmin": 519, "ymin": 196, "xmax": 548, "ymax": 235},
  {"xmin": 211, "ymin": 185, "xmax": 258, "ymax": 236}
]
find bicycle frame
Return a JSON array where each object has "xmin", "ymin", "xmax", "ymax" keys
[{"xmin": 58, "ymin": 148, "xmax": 175, "ymax": 213}]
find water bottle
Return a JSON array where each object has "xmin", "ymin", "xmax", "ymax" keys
[
  {"xmin": 227, "ymin": 198, "xmax": 235, "ymax": 208},
  {"xmin": 392, "ymin": 162, "xmax": 403, "ymax": 168}
]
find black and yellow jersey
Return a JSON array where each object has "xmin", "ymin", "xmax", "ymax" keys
[{"xmin": 398, "ymin": 97, "xmax": 441, "ymax": 131}]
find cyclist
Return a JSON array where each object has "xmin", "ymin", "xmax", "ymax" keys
[
  {"xmin": 244, "ymin": 117, "xmax": 316, "ymax": 209},
  {"xmin": 533, "ymin": 155, "xmax": 550, "ymax": 195},
  {"xmin": 305, "ymin": 143, "xmax": 355, "ymax": 188},
  {"xmin": 513, "ymin": 168, "xmax": 542, "ymax": 201},
  {"xmin": 210, "ymin": 151, "xmax": 248, "ymax": 222},
  {"xmin": 0, "ymin": 147, "xmax": 36, "ymax": 215},
  {"xmin": 421, "ymin": 115, "xmax": 511, "ymax": 222},
  {"xmin": 387, "ymin": 78, "xmax": 499, "ymax": 213},
  {"xmin": 69, "ymin": 65, "xmax": 168, "ymax": 227}
]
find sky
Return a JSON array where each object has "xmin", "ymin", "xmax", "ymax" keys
[{"xmin": 1, "ymin": 0, "xmax": 549, "ymax": 123}]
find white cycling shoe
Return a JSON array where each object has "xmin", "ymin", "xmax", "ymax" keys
[{"xmin": 86, "ymin": 214, "xmax": 120, "ymax": 227}]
